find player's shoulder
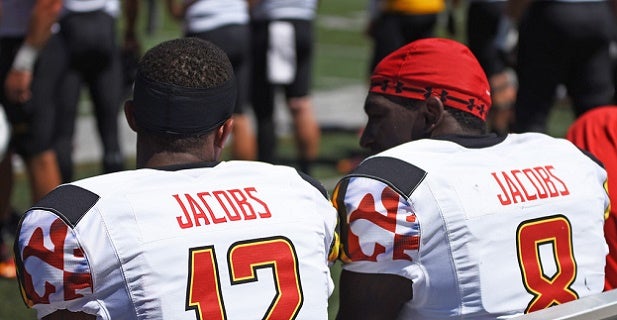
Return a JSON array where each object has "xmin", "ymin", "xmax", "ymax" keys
[
  {"xmin": 30, "ymin": 170, "xmax": 151, "ymax": 226},
  {"xmin": 510, "ymin": 132, "xmax": 602, "ymax": 162},
  {"xmin": 341, "ymin": 155, "xmax": 427, "ymax": 199},
  {"xmin": 506, "ymin": 132, "xmax": 571, "ymax": 146},
  {"xmin": 29, "ymin": 184, "xmax": 100, "ymax": 227},
  {"xmin": 15, "ymin": 183, "xmax": 103, "ymax": 309},
  {"xmin": 74, "ymin": 168, "xmax": 164, "ymax": 196}
]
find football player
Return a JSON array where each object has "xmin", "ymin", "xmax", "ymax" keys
[
  {"xmin": 14, "ymin": 38, "xmax": 339, "ymax": 320},
  {"xmin": 334, "ymin": 38, "xmax": 609, "ymax": 319}
]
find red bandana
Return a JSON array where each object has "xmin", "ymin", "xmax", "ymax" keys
[{"xmin": 370, "ymin": 38, "xmax": 491, "ymax": 120}]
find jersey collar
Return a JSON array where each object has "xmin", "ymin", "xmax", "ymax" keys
[
  {"xmin": 153, "ymin": 161, "xmax": 221, "ymax": 171},
  {"xmin": 433, "ymin": 133, "xmax": 507, "ymax": 148}
]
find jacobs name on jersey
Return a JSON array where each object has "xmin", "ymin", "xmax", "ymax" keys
[{"xmin": 173, "ymin": 186, "xmax": 272, "ymax": 229}]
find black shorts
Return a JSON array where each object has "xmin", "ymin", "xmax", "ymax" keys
[
  {"xmin": 59, "ymin": 10, "xmax": 117, "ymax": 72},
  {"xmin": 250, "ymin": 19, "xmax": 314, "ymax": 99},
  {"xmin": 188, "ymin": 24, "xmax": 250, "ymax": 115},
  {"xmin": 0, "ymin": 36, "xmax": 64, "ymax": 158}
]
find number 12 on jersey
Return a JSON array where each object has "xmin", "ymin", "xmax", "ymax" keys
[{"xmin": 186, "ymin": 236, "xmax": 304, "ymax": 319}]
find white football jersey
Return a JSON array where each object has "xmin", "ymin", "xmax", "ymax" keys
[
  {"xmin": 62, "ymin": 0, "xmax": 119, "ymax": 16},
  {"xmin": 250, "ymin": 0, "xmax": 318, "ymax": 21},
  {"xmin": 184, "ymin": 0, "xmax": 249, "ymax": 33},
  {"xmin": 15, "ymin": 161, "xmax": 338, "ymax": 319},
  {"xmin": 334, "ymin": 133, "xmax": 609, "ymax": 319},
  {"xmin": 0, "ymin": 107, "xmax": 9, "ymax": 159}
]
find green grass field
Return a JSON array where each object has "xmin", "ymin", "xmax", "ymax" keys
[{"xmin": 0, "ymin": 1, "xmax": 576, "ymax": 319}]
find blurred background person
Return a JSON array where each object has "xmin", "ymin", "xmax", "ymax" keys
[
  {"xmin": 336, "ymin": 0, "xmax": 447, "ymax": 175},
  {"xmin": 465, "ymin": 0, "xmax": 517, "ymax": 135},
  {"xmin": 497, "ymin": 0, "xmax": 617, "ymax": 133},
  {"xmin": 52, "ymin": 0, "xmax": 140, "ymax": 182},
  {"xmin": 166, "ymin": 0, "xmax": 257, "ymax": 161},
  {"xmin": 121, "ymin": 0, "xmax": 140, "ymax": 100},
  {"xmin": 249, "ymin": 0, "xmax": 321, "ymax": 174},
  {"xmin": 366, "ymin": 0, "xmax": 446, "ymax": 74},
  {"xmin": 0, "ymin": 105, "xmax": 15, "ymax": 279},
  {"xmin": 143, "ymin": 0, "xmax": 159, "ymax": 35},
  {"xmin": 0, "ymin": 0, "xmax": 63, "ymax": 279}
]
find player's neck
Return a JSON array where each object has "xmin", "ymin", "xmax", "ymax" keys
[
  {"xmin": 430, "ymin": 115, "xmax": 485, "ymax": 138},
  {"xmin": 139, "ymin": 152, "xmax": 217, "ymax": 169}
]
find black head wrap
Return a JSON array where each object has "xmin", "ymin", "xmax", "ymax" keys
[{"xmin": 133, "ymin": 71, "xmax": 236, "ymax": 136}]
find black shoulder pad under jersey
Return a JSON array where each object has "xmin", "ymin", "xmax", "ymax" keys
[
  {"xmin": 348, "ymin": 156, "xmax": 427, "ymax": 198},
  {"xmin": 297, "ymin": 170, "xmax": 329, "ymax": 199},
  {"xmin": 31, "ymin": 184, "xmax": 100, "ymax": 228}
]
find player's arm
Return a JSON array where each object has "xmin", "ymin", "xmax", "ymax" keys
[
  {"xmin": 15, "ymin": 208, "xmax": 97, "ymax": 318},
  {"xmin": 165, "ymin": 0, "xmax": 197, "ymax": 20},
  {"xmin": 365, "ymin": 0, "xmax": 380, "ymax": 38},
  {"xmin": 15, "ymin": 185, "xmax": 101, "ymax": 318},
  {"xmin": 123, "ymin": 0, "xmax": 140, "ymax": 51},
  {"xmin": 165, "ymin": 0, "xmax": 182, "ymax": 20},
  {"xmin": 506, "ymin": 0, "xmax": 533, "ymax": 22},
  {"xmin": 296, "ymin": 170, "xmax": 340, "ymax": 263},
  {"xmin": 4, "ymin": 0, "xmax": 62, "ymax": 103},
  {"xmin": 335, "ymin": 178, "xmax": 414, "ymax": 319},
  {"xmin": 333, "ymin": 156, "xmax": 424, "ymax": 319},
  {"xmin": 22, "ymin": 0, "xmax": 62, "ymax": 49},
  {"xmin": 247, "ymin": 0, "xmax": 261, "ymax": 8},
  {"xmin": 339, "ymin": 270, "xmax": 412, "ymax": 320}
]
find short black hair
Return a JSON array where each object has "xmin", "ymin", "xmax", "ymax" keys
[
  {"xmin": 136, "ymin": 38, "xmax": 234, "ymax": 151},
  {"xmin": 386, "ymin": 95, "xmax": 487, "ymax": 133},
  {"xmin": 444, "ymin": 106, "xmax": 488, "ymax": 133},
  {"xmin": 137, "ymin": 37, "xmax": 233, "ymax": 89},
  {"xmin": 146, "ymin": 133, "xmax": 208, "ymax": 155}
]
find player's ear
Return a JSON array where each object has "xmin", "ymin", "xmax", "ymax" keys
[
  {"xmin": 124, "ymin": 100, "xmax": 138, "ymax": 132},
  {"xmin": 214, "ymin": 117, "xmax": 234, "ymax": 149},
  {"xmin": 424, "ymin": 96, "xmax": 444, "ymax": 133}
]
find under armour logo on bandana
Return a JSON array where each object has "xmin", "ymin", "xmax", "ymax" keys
[
  {"xmin": 369, "ymin": 38, "xmax": 491, "ymax": 120},
  {"xmin": 371, "ymin": 79, "xmax": 489, "ymax": 120}
]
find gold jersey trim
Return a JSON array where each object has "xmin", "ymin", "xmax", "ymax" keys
[{"xmin": 382, "ymin": 0, "xmax": 445, "ymax": 14}]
